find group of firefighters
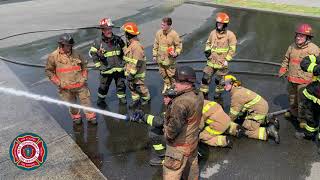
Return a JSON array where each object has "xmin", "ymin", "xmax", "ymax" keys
[{"xmin": 44, "ymin": 12, "xmax": 320, "ymax": 179}]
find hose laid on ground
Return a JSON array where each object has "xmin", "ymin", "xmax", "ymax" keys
[
  {"xmin": 0, "ymin": 26, "xmax": 281, "ymax": 75},
  {"xmin": 146, "ymin": 58, "xmax": 281, "ymax": 66},
  {"xmin": 0, "ymin": 26, "xmax": 122, "ymax": 41},
  {"xmin": 0, "ymin": 55, "xmax": 279, "ymax": 76}
]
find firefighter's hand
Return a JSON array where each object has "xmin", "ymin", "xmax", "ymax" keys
[
  {"xmin": 96, "ymin": 50, "xmax": 104, "ymax": 58},
  {"xmin": 169, "ymin": 51, "xmax": 177, "ymax": 58},
  {"xmin": 128, "ymin": 110, "xmax": 145, "ymax": 123},
  {"xmin": 278, "ymin": 73, "xmax": 287, "ymax": 79},
  {"xmin": 153, "ymin": 56, "xmax": 157, "ymax": 62},
  {"xmin": 99, "ymin": 64, "xmax": 108, "ymax": 72},
  {"xmin": 51, "ymin": 76, "xmax": 61, "ymax": 87},
  {"xmin": 204, "ymin": 50, "xmax": 211, "ymax": 59},
  {"xmin": 127, "ymin": 74, "xmax": 135, "ymax": 82},
  {"xmin": 223, "ymin": 60, "xmax": 228, "ymax": 67}
]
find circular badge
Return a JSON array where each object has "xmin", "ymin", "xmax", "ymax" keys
[{"xmin": 9, "ymin": 133, "xmax": 47, "ymax": 171}]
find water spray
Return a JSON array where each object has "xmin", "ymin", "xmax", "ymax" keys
[{"xmin": 0, "ymin": 86, "xmax": 127, "ymax": 120}]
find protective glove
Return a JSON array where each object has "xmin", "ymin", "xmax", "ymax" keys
[
  {"xmin": 51, "ymin": 76, "xmax": 61, "ymax": 87},
  {"xmin": 127, "ymin": 73, "xmax": 135, "ymax": 82},
  {"xmin": 223, "ymin": 60, "xmax": 228, "ymax": 67},
  {"xmin": 99, "ymin": 63, "xmax": 109, "ymax": 72},
  {"xmin": 96, "ymin": 50, "xmax": 105, "ymax": 59},
  {"xmin": 204, "ymin": 50, "xmax": 211, "ymax": 59},
  {"xmin": 153, "ymin": 56, "xmax": 157, "ymax": 62},
  {"xmin": 127, "ymin": 110, "xmax": 145, "ymax": 123}
]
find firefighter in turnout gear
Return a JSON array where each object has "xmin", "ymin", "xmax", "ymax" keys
[
  {"xmin": 200, "ymin": 12, "xmax": 237, "ymax": 99},
  {"xmin": 152, "ymin": 17, "xmax": 182, "ymax": 94},
  {"xmin": 128, "ymin": 109, "xmax": 166, "ymax": 166},
  {"xmin": 89, "ymin": 18, "xmax": 127, "ymax": 108},
  {"xmin": 278, "ymin": 24, "xmax": 319, "ymax": 127},
  {"xmin": 46, "ymin": 33, "xmax": 97, "ymax": 125},
  {"xmin": 296, "ymin": 55, "xmax": 320, "ymax": 153},
  {"xmin": 122, "ymin": 22, "xmax": 150, "ymax": 108},
  {"xmin": 129, "ymin": 66, "xmax": 204, "ymax": 179},
  {"xmin": 224, "ymin": 75, "xmax": 280, "ymax": 143},
  {"xmin": 199, "ymin": 100, "xmax": 243, "ymax": 148},
  {"xmin": 128, "ymin": 97, "xmax": 244, "ymax": 161}
]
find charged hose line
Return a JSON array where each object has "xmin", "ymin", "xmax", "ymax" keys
[{"xmin": 268, "ymin": 109, "xmax": 289, "ymax": 117}]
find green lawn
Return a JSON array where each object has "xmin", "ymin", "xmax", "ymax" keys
[{"xmin": 214, "ymin": 0, "xmax": 320, "ymax": 16}]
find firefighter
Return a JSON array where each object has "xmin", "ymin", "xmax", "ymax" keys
[
  {"xmin": 89, "ymin": 18, "xmax": 127, "ymax": 108},
  {"xmin": 152, "ymin": 17, "xmax": 182, "ymax": 94},
  {"xmin": 296, "ymin": 55, "xmax": 320, "ymax": 153},
  {"xmin": 128, "ymin": 97, "xmax": 244, "ymax": 151},
  {"xmin": 199, "ymin": 99, "xmax": 243, "ymax": 147},
  {"xmin": 122, "ymin": 22, "xmax": 150, "ymax": 108},
  {"xmin": 278, "ymin": 24, "xmax": 319, "ymax": 128},
  {"xmin": 46, "ymin": 33, "xmax": 97, "ymax": 124},
  {"xmin": 224, "ymin": 75, "xmax": 280, "ymax": 143},
  {"xmin": 129, "ymin": 66, "xmax": 203, "ymax": 179},
  {"xmin": 200, "ymin": 12, "xmax": 237, "ymax": 100}
]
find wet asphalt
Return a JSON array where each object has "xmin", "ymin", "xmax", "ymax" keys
[{"xmin": 0, "ymin": 1, "xmax": 320, "ymax": 179}]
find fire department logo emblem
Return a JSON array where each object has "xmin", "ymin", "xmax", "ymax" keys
[{"xmin": 9, "ymin": 133, "xmax": 47, "ymax": 171}]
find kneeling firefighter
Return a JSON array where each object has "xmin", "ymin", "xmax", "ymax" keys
[
  {"xmin": 223, "ymin": 75, "xmax": 280, "ymax": 143},
  {"xmin": 127, "ymin": 96, "xmax": 244, "ymax": 165}
]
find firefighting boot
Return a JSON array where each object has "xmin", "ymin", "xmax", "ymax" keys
[
  {"xmin": 295, "ymin": 129, "xmax": 315, "ymax": 140},
  {"xmin": 149, "ymin": 144, "xmax": 165, "ymax": 166},
  {"xmin": 149, "ymin": 150, "xmax": 165, "ymax": 166},
  {"xmin": 267, "ymin": 117, "xmax": 280, "ymax": 130},
  {"xmin": 119, "ymin": 97, "xmax": 127, "ymax": 104},
  {"xmin": 225, "ymin": 136, "xmax": 233, "ymax": 148},
  {"xmin": 149, "ymin": 155, "xmax": 164, "ymax": 166},
  {"xmin": 97, "ymin": 97, "xmax": 107, "ymax": 109},
  {"xmin": 267, "ymin": 124, "xmax": 280, "ymax": 144},
  {"xmin": 235, "ymin": 125, "xmax": 246, "ymax": 138}
]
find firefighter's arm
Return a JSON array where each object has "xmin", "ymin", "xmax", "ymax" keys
[
  {"xmin": 45, "ymin": 55, "xmax": 60, "ymax": 86},
  {"xmin": 118, "ymin": 37, "xmax": 126, "ymax": 58},
  {"xmin": 174, "ymin": 33, "xmax": 182, "ymax": 56},
  {"xmin": 127, "ymin": 111, "xmax": 164, "ymax": 128},
  {"xmin": 301, "ymin": 55, "xmax": 320, "ymax": 76},
  {"xmin": 226, "ymin": 31, "xmax": 237, "ymax": 61},
  {"xmin": 152, "ymin": 32, "xmax": 159, "ymax": 57},
  {"xmin": 164, "ymin": 103, "xmax": 188, "ymax": 142},
  {"xmin": 131, "ymin": 46, "xmax": 145, "ymax": 75},
  {"xmin": 229, "ymin": 93, "xmax": 244, "ymax": 121},
  {"xmin": 89, "ymin": 39, "xmax": 102, "ymax": 68},
  {"xmin": 144, "ymin": 114, "xmax": 164, "ymax": 128},
  {"xmin": 279, "ymin": 46, "xmax": 291, "ymax": 77},
  {"xmin": 79, "ymin": 54, "xmax": 88, "ymax": 81},
  {"xmin": 205, "ymin": 32, "xmax": 213, "ymax": 52}
]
